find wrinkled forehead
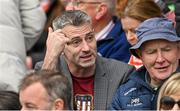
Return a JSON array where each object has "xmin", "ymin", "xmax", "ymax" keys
[{"xmin": 61, "ymin": 23, "xmax": 93, "ymax": 38}]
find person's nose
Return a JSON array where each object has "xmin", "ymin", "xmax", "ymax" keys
[
  {"xmin": 81, "ymin": 40, "xmax": 90, "ymax": 51},
  {"xmin": 127, "ymin": 31, "xmax": 132, "ymax": 38},
  {"xmin": 127, "ymin": 31, "xmax": 136, "ymax": 40},
  {"xmin": 172, "ymin": 104, "xmax": 180, "ymax": 110},
  {"xmin": 156, "ymin": 51, "xmax": 165, "ymax": 63}
]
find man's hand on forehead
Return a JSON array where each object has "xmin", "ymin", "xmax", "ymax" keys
[
  {"xmin": 45, "ymin": 27, "xmax": 71, "ymax": 57},
  {"xmin": 52, "ymin": 28, "xmax": 71, "ymax": 43}
]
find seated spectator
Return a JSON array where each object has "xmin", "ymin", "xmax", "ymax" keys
[
  {"xmin": 19, "ymin": 70, "xmax": 72, "ymax": 110},
  {"xmin": 119, "ymin": 0, "xmax": 163, "ymax": 69},
  {"xmin": 61, "ymin": 0, "xmax": 131, "ymax": 63},
  {"xmin": 110, "ymin": 17, "xmax": 180, "ymax": 110},
  {"xmin": 0, "ymin": 91, "xmax": 21, "ymax": 110},
  {"xmin": 35, "ymin": 10, "xmax": 135, "ymax": 110},
  {"xmin": 157, "ymin": 72, "xmax": 180, "ymax": 110}
]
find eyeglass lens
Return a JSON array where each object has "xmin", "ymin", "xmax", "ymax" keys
[{"xmin": 160, "ymin": 96, "xmax": 180, "ymax": 110}]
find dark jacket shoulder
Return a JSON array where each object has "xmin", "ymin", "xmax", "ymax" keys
[
  {"xmin": 97, "ymin": 56, "xmax": 135, "ymax": 82},
  {"xmin": 110, "ymin": 67, "xmax": 157, "ymax": 110}
]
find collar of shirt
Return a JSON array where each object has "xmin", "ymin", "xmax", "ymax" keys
[
  {"xmin": 95, "ymin": 20, "xmax": 115, "ymax": 41},
  {"xmin": 145, "ymin": 71, "xmax": 159, "ymax": 91}
]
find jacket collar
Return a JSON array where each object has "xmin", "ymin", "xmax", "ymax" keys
[{"xmin": 99, "ymin": 16, "xmax": 124, "ymax": 41}]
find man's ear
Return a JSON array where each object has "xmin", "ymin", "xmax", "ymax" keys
[
  {"xmin": 53, "ymin": 98, "xmax": 64, "ymax": 110},
  {"xmin": 95, "ymin": 3, "xmax": 108, "ymax": 20}
]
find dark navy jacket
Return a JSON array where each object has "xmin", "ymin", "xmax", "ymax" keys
[
  {"xmin": 97, "ymin": 16, "xmax": 131, "ymax": 63},
  {"xmin": 109, "ymin": 66, "xmax": 158, "ymax": 110}
]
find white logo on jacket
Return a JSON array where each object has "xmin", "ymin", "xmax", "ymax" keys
[
  {"xmin": 127, "ymin": 98, "xmax": 143, "ymax": 107},
  {"xmin": 124, "ymin": 88, "xmax": 136, "ymax": 96}
]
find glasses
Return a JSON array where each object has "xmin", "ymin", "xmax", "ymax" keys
[
  {"xmin": 160, "ymin": 96, "xmax": 180, "ymax": 110},
  {"xmin": 72, "ymin": 1, "xmax": 101, "ymax": 7},
  {"xmin": 66, "ymin": 32, "xmax": 95, "ymax": 47}
]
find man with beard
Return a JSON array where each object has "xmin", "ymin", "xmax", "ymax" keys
[{"xmin": 35, "ymin": 10, "xmax": 135, "ymax": 110}]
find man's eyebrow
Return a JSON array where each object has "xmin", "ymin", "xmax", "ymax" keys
[
  {"xmin": 67, "ymin": 31, "xmax": 94, "ymax": 39},
  {"xmin": 86, "ymin": 32, "xmax": 94, "ymax": 35},
  {"xmin": 70, "ymin": 37, "xmax": 81, "ymax": 41}
]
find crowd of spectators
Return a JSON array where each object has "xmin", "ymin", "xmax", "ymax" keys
[{"xmin": 0, "ymin": 0, "xmax": 180, "ymax": 110}]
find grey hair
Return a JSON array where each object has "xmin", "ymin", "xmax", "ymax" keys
[
  {"xmin": 19, "ymin": 70, "xmax": 72, "ymax": 110},
  {"xmin": 52, "ymin": 10, "xmax": 92, "ymax": 31},
  {"xmin": 100, "ymin": 0, "xmax": 116, "ymax": 15}
]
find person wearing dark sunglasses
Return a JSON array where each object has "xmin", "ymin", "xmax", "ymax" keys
[{"xmin": 157, "ymin": 73, "xmax": 180, "ymax": 110}]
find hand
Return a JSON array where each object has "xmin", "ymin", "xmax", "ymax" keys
[
  {"xmin": 46, "ymin": 27, "xmax": 70, "ymax": 58},
  {"xmin": 42, "ymin": 27, "xmax": 70, "ymax": 70}
]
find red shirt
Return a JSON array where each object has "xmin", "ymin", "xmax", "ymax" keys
[{"xmin": 72, "ymin": 74, "xmax": 94, "ymax": 110}]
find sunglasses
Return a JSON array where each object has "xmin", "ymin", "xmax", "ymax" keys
[{"xmin": 160, "ymin": 96, "xmax": 180, "ymax": 110}]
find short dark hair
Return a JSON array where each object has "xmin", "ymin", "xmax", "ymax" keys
[
  {"xmin": 19, "ymin": 70, "xmax": 72, "ymax": 109},
  {"xmin": 0, "ymin": 91, "xmax": 21, "ymax": 110}
]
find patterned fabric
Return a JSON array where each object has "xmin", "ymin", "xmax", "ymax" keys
[{"xmin": 72, "ymin": 75, "xmax": 94, "ymax": 110}]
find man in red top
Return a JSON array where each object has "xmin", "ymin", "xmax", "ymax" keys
[{"xmin": 36, "ymin": 10, "xmax": 135, "ymax": 110}]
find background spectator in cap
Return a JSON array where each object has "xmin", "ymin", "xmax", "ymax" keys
[
  {"xmin": 157, "ymin": 72, "xmax": 180, "ymax": 110},
  {"xmin": 0, "ymin": 91, "xmax": 21, "ymax": 110},
  {"xmin": 19, "ymin": 70, "xmax": 72, "ymax": 110},
  {"xmin": 110, "ymin": 17, "xmax": 180, "ymax": 110},
  {"xmin": 119, "ymin": 0, "xmax": 164, "ymax": 69}
]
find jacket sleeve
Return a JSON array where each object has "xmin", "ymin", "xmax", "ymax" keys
[
  {"xmin": 20, "ymin": 0, "xmax": 46, "ymax": 51},
  {"xmin": 176, "ymin": 0, "xmax": 180, "ymax": 36},
  {"xmin": 109, "ymin": 87, "xmax": 123, "ymax": 110}
]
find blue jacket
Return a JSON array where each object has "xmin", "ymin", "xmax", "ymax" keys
[
  {"xmin": 109, "ymin": 66, "xmax": 158, "ymax": 110},
  {"xmin": 97, "ymin": 16, "xmax": 131, "ymax": 63}
]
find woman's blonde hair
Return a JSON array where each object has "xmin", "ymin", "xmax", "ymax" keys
[
  {"xmin": 120, "ymin": 0, "xmax": 163, "ymax": 22},
  {"xmin": 157, "ymin": 73, "xmax": 180, "ymax": 110}
]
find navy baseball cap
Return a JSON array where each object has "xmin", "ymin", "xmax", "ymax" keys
[{"xmin": 130, "ymin": 17, "xmax": 180, "ymax": 58}]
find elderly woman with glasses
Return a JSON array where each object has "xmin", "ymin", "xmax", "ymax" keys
[
  {"xmin": 157, "ymin": 73, "xmax": 180, "ymax": 110},
  {"xmin": 110, "ymin": 17, "xmax": 180, "ymax": 110}
]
